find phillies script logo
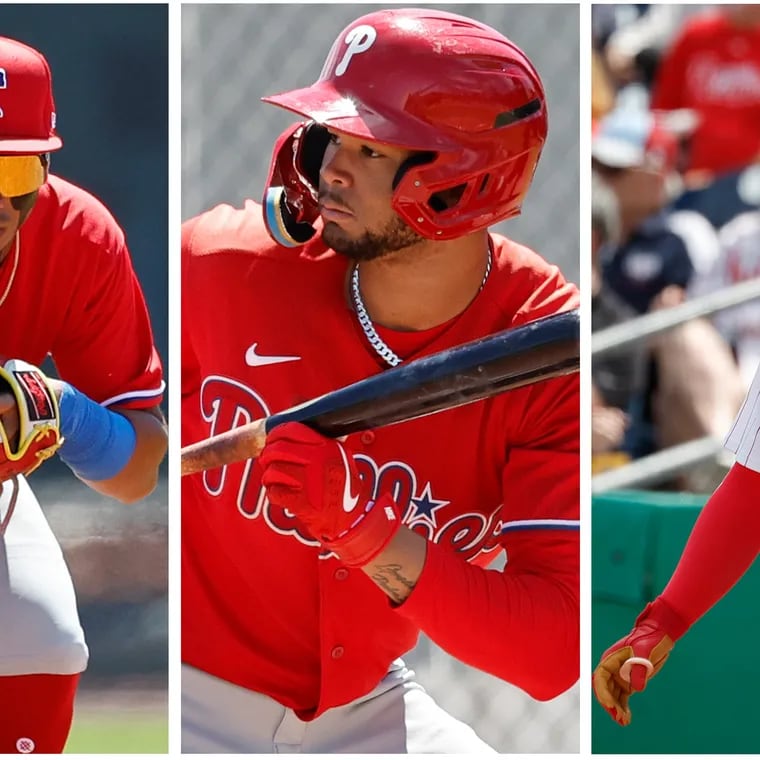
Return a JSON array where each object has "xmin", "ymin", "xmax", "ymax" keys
[
  {"xmin": 200, "ymin": 376, "xmax": 504, "ymax": 563},
  {"xmin": 688, "ymin": 55, "xmax": 760, "ymax": 103}
]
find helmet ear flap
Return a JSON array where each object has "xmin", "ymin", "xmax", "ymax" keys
[{"xmin": 263, "ymin": 121, "xmax": 331, "ymax": 248}]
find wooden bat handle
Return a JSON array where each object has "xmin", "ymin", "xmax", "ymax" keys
[{"xmin": 181, "ymin": 418, "xmax": 267, "ymax": 476}]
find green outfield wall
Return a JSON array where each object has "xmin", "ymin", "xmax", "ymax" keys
[{"xmin": 593, "ymin": 489, "xmax": 760, "ymax": 753}]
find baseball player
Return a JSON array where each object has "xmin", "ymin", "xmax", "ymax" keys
[
  {"xmin": 182, "ymin": 8, "xmax": 579, "ymax": 753},
  {"xmin": 0, "ymin": 37, "xmax": 166, "ymax": 752},
  {"xmin": 593, "ymin": 362, "xmax": 760, "ymax": 726}
]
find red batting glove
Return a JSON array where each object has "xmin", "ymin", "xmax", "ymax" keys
[
  {"xmin": 592, "ymin": 597, "xmax": 690, "ymax": 726},
  {"xmin": 258, "ymin": 422, "xmax": 400, "ymax": 567}
]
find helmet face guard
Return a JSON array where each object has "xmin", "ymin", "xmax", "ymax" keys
[
  {"xmin": 262, "ymin": 8, "xmax": 548, "ymax": 242},
  {"xmin": 390, "ymin": 110, "xmax": 546, "ymax": 239}
]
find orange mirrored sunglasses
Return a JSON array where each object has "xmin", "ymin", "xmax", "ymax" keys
[{"xmin": 0, "ymin": 155, "xmax": 46, "ymax": 197}]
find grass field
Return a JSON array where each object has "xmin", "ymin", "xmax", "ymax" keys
[
  {"xmin": 64, "ymin": 686, "xmax": 167, "ymax": 754},
  {"xmin": 66, "ymin": 715, "xmax": 167, "ymax": 754}
]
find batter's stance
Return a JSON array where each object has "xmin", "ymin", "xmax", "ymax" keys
[
  {"xmin": 0, "ymin": 36, "xmax": 167, "ymax": 752},
  {"xmin": 182, "ymin": 8, "xmax": 579, "ymax": 753},
  {"xmin": 594, "ymin": 362, "xmax": 760, "ymax": 725}
]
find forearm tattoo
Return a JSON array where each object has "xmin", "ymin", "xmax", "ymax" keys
[{"xmin": 370, "ymin": 562, "xmax": 417, "ymax": 604}]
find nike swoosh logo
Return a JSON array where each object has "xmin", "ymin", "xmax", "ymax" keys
[
  {"xmin": 338, "ymin": 444, "xmax": 360, "ymax": 513},
  {"xmin": 245, "ymin": 343, "xmax": 301, "ymax": 367}
]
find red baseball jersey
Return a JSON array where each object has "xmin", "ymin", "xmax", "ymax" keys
[
  {"xmin": 0, "ymin": 174, "xmax": 164, "ymax": 407},
  {"xmin": 651, "ymin": 11, "xmax": 760, "ymax": 175},
  {"xmin": 182, "ymin": 201, "xmax": 580, "ymax": 718}
]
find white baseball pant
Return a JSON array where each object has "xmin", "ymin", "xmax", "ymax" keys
[
  {"xmin": 182, "ymin": 659, "xmax": 496, "ymax": 753},
  {"xmin": 0, "ymin": 476, "xmax": 88, "ymax": 676}
]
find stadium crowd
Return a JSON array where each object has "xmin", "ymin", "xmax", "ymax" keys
[{"xmin": 592, "ymin": 4, "xmax": 760, "ymax": 492}]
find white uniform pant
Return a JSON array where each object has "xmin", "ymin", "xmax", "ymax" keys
[
  {"xmin": 182, "ymin": 661, "xmax": 496, "ymax": 753},
  {"xmin": 0, "ymin": 477, "xmax": 88, "ymax": 675}
]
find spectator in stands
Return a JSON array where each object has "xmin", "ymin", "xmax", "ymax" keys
[
  {"xmin": 670, "ymin": 162, "xmax": 760, "ymax": 229},
  {"xmin": 591, "ymin": 172, "xmax": 645, "ymax": 468},
  {"xmin": 651, "ymin": 5, "xmax": 760, "ymax": 177},
  {"xmin": 592, "ymin": 106, "xmax": 716, "ymax": 315},
  {"xmin": 593, "ymin": 105, "xmax": 745, "ymax": 488}
]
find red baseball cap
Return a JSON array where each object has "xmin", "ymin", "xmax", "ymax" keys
[{"xmin": 0, "ymin": 36, "xmax": 62, "ymax": 154}]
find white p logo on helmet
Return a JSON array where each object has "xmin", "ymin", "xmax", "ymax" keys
[{"xmin": 334, "ymin": 25, "xmax": 377, "ymax": 76}]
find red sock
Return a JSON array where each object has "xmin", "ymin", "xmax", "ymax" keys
[
  {"xmin": 660, "ymin": 462, "xmax": 760, "ymax": 632},
  {"xmin": 0, "ymin": 673, "xmax": 80, "ymax": 753}
]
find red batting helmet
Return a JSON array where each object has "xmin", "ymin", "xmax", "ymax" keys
[{"xmin": 262, "ymin": 8, "xmax": 547, "ymax": 241}]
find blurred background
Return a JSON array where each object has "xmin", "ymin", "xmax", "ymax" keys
[
  {"xmin": 591, "ymin": 4, "xmax": 760, "ymax": 752},
  {"xmin": 4, "ymin": 5, "xmax": 168, "ymax": 753},
  {"xmin": 182, "ymin": 3, "xmax": 579, "ymax": 753}
]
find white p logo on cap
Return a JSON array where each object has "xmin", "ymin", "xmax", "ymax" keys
[{"xmin": 335, "ymin": 25, "xmax": 377, "ymax": 76}]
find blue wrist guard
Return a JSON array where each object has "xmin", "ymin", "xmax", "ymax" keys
[{"xmin": 58, "ymin": 382, "xmax": 137, "ymax": 481}]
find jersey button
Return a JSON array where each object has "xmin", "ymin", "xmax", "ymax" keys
[
  {"xmin": 334, "ymin": 568, "xmax": 349, "ymax": 581},
  {"xmin": 360, "ymin": 431, "xmax": 375, "ymax": 445},
  {"xmin": 331, "ymin": 646, "xmax": 345, "ymax": 659}
]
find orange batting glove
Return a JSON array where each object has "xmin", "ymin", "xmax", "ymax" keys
[{"xmin": 592, "ymin": 597, "xmax": 690, "ymax": 726}]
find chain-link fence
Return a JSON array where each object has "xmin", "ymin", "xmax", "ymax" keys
[{"xmin": 182, "ymin": 4, "xmax": 579, "ymax": 752}]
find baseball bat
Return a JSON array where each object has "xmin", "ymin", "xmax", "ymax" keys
[{"xmin": 181, "ymin": 308, "xmax": 579, "ymax": 476}]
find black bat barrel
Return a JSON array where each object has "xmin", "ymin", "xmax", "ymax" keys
[{"xmin": 266, "ymin": 308, "xmax": 579, "ymax": 438}]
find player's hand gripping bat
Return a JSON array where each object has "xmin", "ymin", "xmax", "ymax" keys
[{"xmin": 181, "ymin": 308, "xmax": 579, "ymax": 476}]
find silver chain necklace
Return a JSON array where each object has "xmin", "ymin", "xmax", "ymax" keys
[
  {"xmin": 350, "ymin": 249, "xmax": 493, "ymax": 367},
  {"xmin": 0, "ymin": 233, "xmax": 20, "ymax": 310}
]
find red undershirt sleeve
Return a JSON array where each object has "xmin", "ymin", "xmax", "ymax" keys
[
  {"xmin": 396, "ymin": 373, "xmax": 580, "ymax": 700},
  {"xmin": 397, "ymin": 528, "xmax": 579, "ymax": 700},
  {"xmin": 659, "ymin": 462, "xmax": 760, "ymax": 633}
]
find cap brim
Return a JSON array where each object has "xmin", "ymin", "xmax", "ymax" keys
[
  {"xmin": 263, "ymin": 82, "xmax": 460, "ymax": 152},
  {"xmin": 0, "ymin": 136, "xmax": 63, "ymax": 155},
  {"xmin": 591, "ymin": 136, "xmax": 642, "ymax": 169}
]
